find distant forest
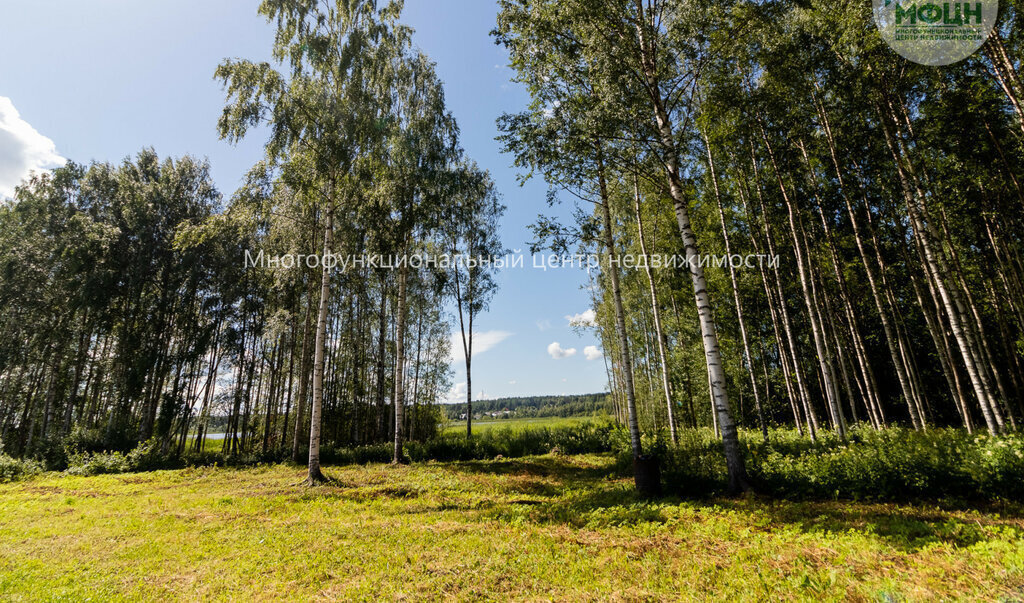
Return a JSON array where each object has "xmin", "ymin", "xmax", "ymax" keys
[{"xmin": 443, "ymin": 394, "xmax": 612, "ymax": 420}]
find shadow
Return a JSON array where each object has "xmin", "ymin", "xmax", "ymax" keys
[
  {"xmin": 701, "ymin": 497, "xmax": 1024, "ymax": 551},
  {"xmin": 445, "ymin": 456, "xmax": 620, "ymax": 483},
  {"xmin": 435, "ymin": 455, "xmax": 1024, "ymax": 552}
]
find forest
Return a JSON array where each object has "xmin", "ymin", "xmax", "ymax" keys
[
  {"xmin": 1, "ymin": 0, "xmax": 1022, "ymax": 490},
  {"xmin": 2, "ymin": 0, "xmax": 1024, "ymax": 598},
  {"xmin": 494, "ymin": 0, "xmax": 1024, "ymax": 492},
  {"xmin": 0, "ymin": 0, "xmax": 1021, "ymax": 488},
  {"xmin": 0, "ymin": 1, "xmax": 505, "ymax": 481}
]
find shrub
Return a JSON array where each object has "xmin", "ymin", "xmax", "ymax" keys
[
  {"xmin": 63, "ymin": 425, "xmax": 112, "ymax": 455},
  {"xmin": 653, "ymin": 426, "xmax": 1024, "ymax": 501},
  {"xmin": 65, "ymin": 439, "xmax": 181, "ymax": 476},
  {"xmin": 406, "ymin": 421, "xmax": 618, "ymax": 462},
  {"xmin": 65, "ymin": 449, "xmax": 131, "ymax": 476},
  {"xmin": 0, "ymin": 453, "xmax": 42, "ymax": 483},
  {"xmin": 12, "ymin": 419, "xmax": 1020, "ymax": 503},
  {"xmin": 320, "ymin": 443, "xmax": 392, "ymax": 465}
]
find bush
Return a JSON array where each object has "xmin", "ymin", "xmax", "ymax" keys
[
  {"xmin": 11, "ymin": 419, "xmax": 1020, "ymax": 503},
  {"xmin": 65, "ymin": 439, "xmax": 183, "ymax": 476},
  {"xmin": 406, "ymin": 421, "xmax": 618, "ymax": 462},
  {"xmin": 63, "ymin": 425, "xmax": 111, "ymax": 455},
  {"xmin": 652, "ymin": 426, "xmax": 1024, "ymax": 501},
  {"xmin": 64, "ymin": 449, "xmax": 132, "ymax": 476},
  {"xmin": 320, "ymin": 443, "xmax": 392, "ymax": 465},
  {"xmin": 0, "ymin": 453, "xmax": 42, "ymax": 483},
  {"xmin": 28, "ymin": 436, "xmax": 70, "ymax": 471}
]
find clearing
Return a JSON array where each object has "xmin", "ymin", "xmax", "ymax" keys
[
  {"xmin": 1, "ymin": 454, "xmax": 1022, "ymax": 600},
  {"xmin": 442, "ymin": 415, "xmax": 601, "ymax": 434}
]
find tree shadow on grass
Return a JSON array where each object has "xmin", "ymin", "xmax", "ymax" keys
[
  {"xmin": 446, "ymin": 456, "xmax": 617, "ymax": 482},
  {"xmin": 441, "ymin": 455, "xmax": 1024, "ymax": 553},
  {"xmin": 706, "ymin": 497, "xmax": 1022, "ymax": 551}
]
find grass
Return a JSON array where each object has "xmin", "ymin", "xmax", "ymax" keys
[
  {"xmin": 443, "ymin": 415, "xmax": 602, "ymax": 434},
  {"xmin": 181, "ymin": 433, "xmax": 227, "ymax": 454},
  {"xmin": 2, "ymin": 453, "xmax": 1023, "ymax": 600}
]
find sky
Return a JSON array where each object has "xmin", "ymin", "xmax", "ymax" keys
[{"xmin": 0, "ymin": 0, "xmax": 609, "ymax": 401}]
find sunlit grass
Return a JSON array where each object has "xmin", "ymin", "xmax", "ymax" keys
[{"xmin": 1, "ymin": 453, "xmax": 1022, "ymax": 600}]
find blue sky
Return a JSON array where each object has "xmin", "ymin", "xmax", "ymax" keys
[{"xmin": 0, "ymin": 0, "xmax": 608, "ymax": 400}]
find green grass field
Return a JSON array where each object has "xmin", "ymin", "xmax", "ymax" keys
[
  {"xmin": 2, "ymin": 453, "xmax": 1023, "ymax": 600},
  {"xmin": 443, "ymin": 415, "xmax": 603, "ymax": 434}
]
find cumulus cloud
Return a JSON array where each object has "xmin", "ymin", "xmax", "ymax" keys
[
  {"xmin": 583, "ymin": 345, "xmax": 602, "ymax": 361},
  {"xmin": 449, "ymin": 330, "xmax": 513, "ymax": 363},
  {"xmin": 443, "ymin": 384, "xmax": 493, "ymax": 404},
  {"xmin": 0, "ymin": 97, "xmax": 64, "ymax": 198},
  {"xmin": 566, "ymin": 309, "xmax": 597, "ymax": 327},
  {"xmin": 444, "ymin": 382, "xmax": 468, "ymax": 404},
  {"xmin": 547, "ymin": 341, "xmax": 577, "ymax": 359}
]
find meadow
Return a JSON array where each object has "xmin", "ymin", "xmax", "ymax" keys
[
  {"xmin": 442, "ymin": 415, "xmax": 600, "ymax": 434},
  {"xmin": 2, "ymin": 453, "xmax": 1023, "ymax": 601}
]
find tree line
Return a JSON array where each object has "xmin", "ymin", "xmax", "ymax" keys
[
  {"xmin": 3, "ymin": 0, "xmax": 1023, "ymax": 496},
  {"xmin": 0, "ymin": 0, "xmax": 504, "ymax": 482},
  {"xmin": 443, "ymin": 393, "xmax": 613, "ymax": 419},
  {"xmin": 495, "ymin": 0, "xmax": 1024, "ymax": 491}
]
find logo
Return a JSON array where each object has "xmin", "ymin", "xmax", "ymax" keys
[{"xmin": 873, "ymin": 0, "xmax": 998, "ymax": 65}]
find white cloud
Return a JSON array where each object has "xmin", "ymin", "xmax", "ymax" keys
[
  {"xmin": 508, "ymin": 380, "xmax": 517, "ymax": 385},
  {"xmin": 584, "ymin": 345, "xmax": 602, "ymax": 361},
  {"xmin": 0, "ymin": 97, "xmax": 64, "ymax": 198},
  {"xmin": 444, "ymin": 382, "xmax": 468, "ymax": 404},
  {"xmin": 561, "ymin": 378, "xmax": 568, "ymax": 382},
  {"xmin": 443, "ymin": 384, "xmax": 492, "ymax": 404},
  {"xmin": 449, "ymin": 330, "xmax": 513, "ymax": 363},
  {"xmin": 535, "ymin": 319, "xmax": 551, "ymax": 331},
  {"xmin": 566, "ymin": 309, "xmax": 597, "ymax": 327},
  {"xmin": 547, "ymin": 341, "xmax": 577, "ymax": 359}
]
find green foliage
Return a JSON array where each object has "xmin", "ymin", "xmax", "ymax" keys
[
  {"xmin": 409, "ymin": 421, "xmax": 618, "ymax": 461},
  {"xmin": 0, "ymin": 422, "xmax": 617, "ymax": 482},
  {"xmin": 11, "ymin": 418, "xmax": 1024, "ymax": 506},
  {"xmin": 0, "ymin": 453, "xmax": 42, "ymax": 483},
  {"xmin": 62, "ymin": 426, "xmax": 112, "ymax": 456},
  {"xmin": 444, "ymin": 393, "xmax": 612, "ymax": 420},
  {"xmin": 654, "ymin": 427, "xmax": 1024, "ymax": 501},
  {"xmin": 64, "ymin": 439, "xmax": 169, "ymax": 477}
]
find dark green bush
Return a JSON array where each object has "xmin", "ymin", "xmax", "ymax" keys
[
  {"xmin": 652, "ymin": 426, "xmax": 1024, "ymax": 501},
  {"xmin": 0, "ymin": 452, "xmax": 42, "ymax": 482},
  {"xmin": 8, "ymin": 420, "xmax": 1021, "ymax": 504},
  {"xmin": 320, "ymin": 443, "xmax": 392, "ymax": 465},
  {"xmin": 406, "ymin": 421, "xmax": 617, "ymax": 462}
]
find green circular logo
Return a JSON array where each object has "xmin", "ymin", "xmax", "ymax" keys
[{"xmin": 873, "ymin": 0, "xmax": 998, "ymax": 65}]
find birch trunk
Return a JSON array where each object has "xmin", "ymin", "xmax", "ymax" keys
[
  {"xmin": 703, "ymin": 133, "xmax": 767, "ymax": 441},
  {"xmin": 392, "ymin": 262, "xmax": 409, "ymax": 464},
  {"xmin": 306, "ymin": 206, "xmax": 333, "ymax": 484},
  {"xmin": 596, "ymin": 148, "xmax": 643, "ymax": 460},
  {"xmin": 757, "ymin": 122, "xmax": 845, "ymax": 437},
  {"xmin": 632, "ymin": 173, "xmax": 678, "ymax": 443},
  {"xmin": 876, "ymin": 98, "xmax": 1003, "ymax": 434}
]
